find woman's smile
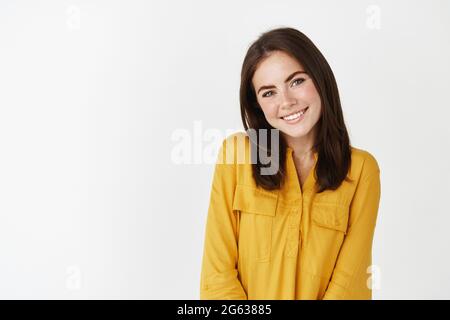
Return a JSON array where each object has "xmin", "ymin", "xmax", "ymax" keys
[{"xmin": 280, "ymin": 106, "xmax": 309, "ymax": 124}]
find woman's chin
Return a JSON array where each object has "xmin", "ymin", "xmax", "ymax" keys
[{"xmin": 279, "ymin": 126, "xmax": 309, "ymax": 139}]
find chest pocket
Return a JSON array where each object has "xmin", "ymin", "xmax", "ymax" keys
[
  {"xmin": 311, "ymin": 202, "xmax": 349, "ymax": 234},
  {"xmin": 232, "ymin": 184, "xmax": 278, "ymax": 263},
  {"xmin": 303, "ymin": 202, "xmax": 350, "ymax": 278}
]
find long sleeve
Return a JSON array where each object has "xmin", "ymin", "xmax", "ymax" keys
[
  {"xmin": 199, "ymin": 136, "xmax": 247, "ymax": 300},
  {"xmin": 322, "ymin": 154, "xmax": 381, "ymax": 300}
]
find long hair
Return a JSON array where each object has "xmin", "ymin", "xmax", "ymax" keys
[{"xmin": 239, "ymin": 27, "xmax": 352, "ymax": 193}]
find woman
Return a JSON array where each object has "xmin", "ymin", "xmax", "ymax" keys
[{"xmin": 200, "ymin": 27, "xmax": 381, "ymax": 300}]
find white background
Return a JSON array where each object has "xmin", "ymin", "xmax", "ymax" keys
[{"xmin": 1, "ymin": 0, "xmax": 449, "ymax": 299}]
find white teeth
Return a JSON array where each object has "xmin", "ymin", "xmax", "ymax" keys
[{"xmin": 282, "ymin": 108, "xmax": 307, "ymax": 121}]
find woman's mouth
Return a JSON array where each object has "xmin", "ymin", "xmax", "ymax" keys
[{"xmin": 280, "ymin": 106, "xmax": 309, "ymax": 124}]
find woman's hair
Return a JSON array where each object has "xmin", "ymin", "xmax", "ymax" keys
[{"xmin": 239, "ymin": 27, "xmax": 352, "ymax": 193}]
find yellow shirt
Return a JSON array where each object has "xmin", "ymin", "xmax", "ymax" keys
[{"xmin": 200, "ymin": 132, "xmax": 381, "ymax": 300}]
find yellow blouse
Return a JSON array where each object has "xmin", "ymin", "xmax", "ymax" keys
[{"xmin": 200, "ymin": 132, "xmax": 381, "ymax": 300}]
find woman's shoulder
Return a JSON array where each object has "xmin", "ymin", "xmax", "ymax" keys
[
  {"xmin": 218, "ymin": 132, "xmax": 252, "ymax": 165},
  {"xmin": 350, "ymin": 146, "xmax": 380, "ymax": 179},
  {"xmin": 222, "ymin": 131, "xmax": 249, "ymax": 144}
]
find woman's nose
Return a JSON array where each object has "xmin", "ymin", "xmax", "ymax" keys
[{"xmin": 280, "ymin": 91, "xmax": 297, "ymax": 109}]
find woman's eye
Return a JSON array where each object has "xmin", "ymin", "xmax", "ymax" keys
[
  {"xmin": 262, "ymin": 78, "xmax": 305, "ymax": 98},
  {"xmin": 292, "ymin": 78, "xmax": 305, "ymax": 86},
  {"xmin": 262, "ymin": 91, "xmax": 274, "ymax": 98}
]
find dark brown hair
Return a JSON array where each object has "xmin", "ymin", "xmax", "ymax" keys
[{"xmin": 239, "ymin": 27, "xmax": 352, "ymax": 193}]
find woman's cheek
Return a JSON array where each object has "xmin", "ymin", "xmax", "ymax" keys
[
  {"xmin": 266, "ymin": 102, "xmax": 276, "ymax": 115},
  {"xmin": 294, "ymin": 87, "xmax": 312, "ymax": 101},
  {"xmin": 304, "ymin": 82, "xmax": 320, "ymax": 100},
  {"xmin": 261, "ymin": 103, "xmax": 276, "ymax": 119}
]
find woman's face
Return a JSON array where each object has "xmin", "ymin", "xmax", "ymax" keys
[{"xmin": 252, "ymin": 50, "xmax": 322, "ymax": 141}]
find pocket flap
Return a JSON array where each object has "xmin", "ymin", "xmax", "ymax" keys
[
  {"xmin": 312, "ymin": 202, "xmax": 349, "ymax": 234},
  {"xmin": 232, "ymin": 184, "xmax": 278, "ymax": 216}
]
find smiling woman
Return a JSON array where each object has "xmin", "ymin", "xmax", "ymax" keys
[{"xmin": 200, "ymin": 27, "xmax": 381, "ymax": 300}]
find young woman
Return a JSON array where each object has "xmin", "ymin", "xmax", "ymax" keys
[{"xmin": 200, "ymin": 27, "xmax": 381, "ymax": 300}]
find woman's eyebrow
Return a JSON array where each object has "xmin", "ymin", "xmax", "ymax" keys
[{"xmin": 257, "ymin": 70, "xmax": 307, "ymax": 95}]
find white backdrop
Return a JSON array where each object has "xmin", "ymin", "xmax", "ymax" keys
[{"xmin": 0, "ymin": 0, "xmax": 449, "ymax": 299}]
